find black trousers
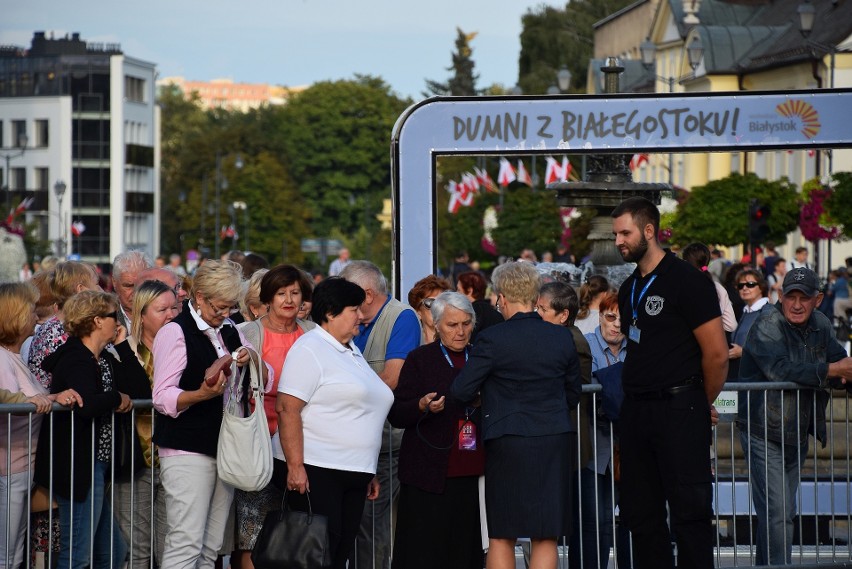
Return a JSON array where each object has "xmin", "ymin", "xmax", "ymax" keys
[
  {"xmin": 273, "ymin": 459, "xmax": 373, "ymax": 569},
  {"xmin": 618, "ymin": 388, "xmax": 714, "ymax": 569}
]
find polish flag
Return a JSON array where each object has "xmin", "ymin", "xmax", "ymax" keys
[
  {"xmin": 71, "ymin": 220, "xmax": 86, "ymax": 236},
  {"xmin": 629, "ymin": 153, "xmax": 649, "ymax": 171},
  {"xmin": 474, "ymin": 167, "xmax": 496, "ymax": 193},
  {"xmin": 497, "ymin": 158, "xmax": 516, "ymax": 187},
  {"xmin": 5, "ymin": 197, "xmax": 35, "ymax": 225},
  {"xmin": 463, "ymin": 172, "xmax": 480, "ymax": 193},
  {"xmin": 561, "ymin": 156, "xmax": 573, "ymax": 181},
  {"xmin": 545, "ymin": 157, "xmax": 562, "ymax": 184},
  {"xmin": 516, "ymin": 160, "xmax": 532, "ymax": 186}
]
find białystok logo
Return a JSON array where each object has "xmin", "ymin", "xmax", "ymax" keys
[{"xmin": 775, "ymin": 99, "xmax": 821, "ymax": 139}]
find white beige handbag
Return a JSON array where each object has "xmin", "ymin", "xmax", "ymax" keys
[{"xmin": 217, "ymin": 347, "xmax": 274, "ymax": 491}]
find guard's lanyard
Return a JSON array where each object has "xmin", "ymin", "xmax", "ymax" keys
[
  {"xmin": 630, "ymin": 274, "xmax": 657, "ymax": 326},
  {"xmin": 439, "ymin": 343, "xmax": 468, "ymax": 368}
]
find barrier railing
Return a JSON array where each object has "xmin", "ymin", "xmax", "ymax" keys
[{"xmin": 3, "ymin": 383, "xmax": 852, "ymax": 569}]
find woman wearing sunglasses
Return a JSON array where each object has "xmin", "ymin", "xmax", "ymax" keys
[
  {"xmin": 728, "ymin": 268, "xmax": 770, "ymax": 379},
  {"xmin": 34, "ymin": 290, "xmax": 151, "ymax": 569},
  {"xmin": 407, "ymin": 275, "xmax": 452, "ymax": 345}
]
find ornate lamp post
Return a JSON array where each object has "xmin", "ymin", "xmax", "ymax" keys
[
  {"xmin": 640, "ymin": 37, "xmax": 704, "ymax": 187},
  {"xmin": 53, "ymin": 179, "xmax": 67, "ymax": 258}
]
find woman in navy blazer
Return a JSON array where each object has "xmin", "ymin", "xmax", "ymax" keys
[{"xmin": 451, "ymin": 261, "xmax": 582, "ymax": 569}]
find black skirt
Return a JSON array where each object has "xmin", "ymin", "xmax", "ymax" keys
[
  {"xmin": 392, "ymin": 477, "xmax": 483, "ymax": 569},
  {"xmin": 484, "ymin": 433, "xmax": 575, "ymax": 539}
]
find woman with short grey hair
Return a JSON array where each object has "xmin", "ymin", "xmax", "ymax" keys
[
  {"xmin": 431, "ymin": 290, "xmax": 477, "ymax": 329},
  {"xmin": 388, "ymin": 290, "xmax": 485, "ymax": 569}
]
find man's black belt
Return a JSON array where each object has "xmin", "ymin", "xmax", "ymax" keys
[{"xmin": 626, "ymin": 376, "xmax": 704, "ymax": 401}]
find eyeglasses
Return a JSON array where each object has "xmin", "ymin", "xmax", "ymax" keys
[
  {"xmin": 421, "ymin": 297, "xmax": 436, "ymax": 309},
  {"xmin": 736, "ymin": 281, "xmax": 759, "ymax": 290},
  {"xmin": 603, "ymin": 312, "xmax": 620, "ymax": 322},
  {"xmin": 101, "ymin": 311, "xmax": 119, "ymax": 320},
  {"xmin": 206, "ymin": 298, "xmax": 235, "ymax": 316}
]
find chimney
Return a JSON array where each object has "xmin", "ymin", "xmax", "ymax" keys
[{"xmin": 683, "ymin": 0, "xmax": 701, "ymax": 26}]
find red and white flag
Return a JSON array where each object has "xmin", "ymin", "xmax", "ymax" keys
[
  {"xmin": 561, "ymin": 156, "xmax": 573, "ymax": 181},
  {"xmin": 71, "ymin": 220, "xmax": 86, "ymax": 236},
  {"xmin": 447, "ymin": 179, "xmax": 475, "ymax": 214},
  {"xmin": 497, "ymin": 158, "xmax": 516, "ymax": 187},
  {"xmin": 629, "ymin": 153, "xmax": 649, "ymax": 171},
  {"xmin": 463, "ymin": 172, "xmax": 480, "ymax": 193},
  {"xmin": 474, "ymin": 167, "xmax": 496, "ymax": 193},
  {"xmin": 5, "ymin": 197, "xmax": 35, "ymax": 225},
  {"xmin": 516, "ymin": 160, "xmax": 532, "ymax": 186},
  {"xmin": 545, "ymin": 156, "xmax": 562, "ymax": 184}
]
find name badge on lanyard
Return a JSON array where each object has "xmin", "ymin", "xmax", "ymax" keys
[{"xmin": 629, "ymin": 274, "xmax": 657, "ymax": 345}]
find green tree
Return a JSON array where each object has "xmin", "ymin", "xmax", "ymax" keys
[
  {"xmin": 518, "ymin": 0, "xmax": 636, "ymax": 94},
  {"xmin": 492, "ymin": 185, "xmax": 562, "ymax": 256},
  {"xmin": 424, "ymin": 28, "xmax": 480, "ymax": 97},
  {"xmin": 273, "ymin": 76, "xmax": 412, "ymax": 237},
  {"xmin": 826, "ymin": 171, "xmax": 852, "ymax": 236},
  {"xmin": 670, "ymin": 173, "xmax": 800, "ymax": 247}
]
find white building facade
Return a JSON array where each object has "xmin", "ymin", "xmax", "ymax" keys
[{"xmin": 0, "ymin": 32, "xmax": 160, "ymax": 266}]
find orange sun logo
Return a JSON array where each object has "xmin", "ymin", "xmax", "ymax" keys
[{"xmin": 776, "ymin": 99, "xmax": 821, "ymax": 139}]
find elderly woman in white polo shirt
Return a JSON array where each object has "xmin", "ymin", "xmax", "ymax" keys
[{"xmin": 275, "ymin": 277, "xmax": 394, "ymax": 569}]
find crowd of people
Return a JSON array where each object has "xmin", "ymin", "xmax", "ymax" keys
[{"xmin": 2, "ymin": 197, "xmax": 852, "ymax": 569}]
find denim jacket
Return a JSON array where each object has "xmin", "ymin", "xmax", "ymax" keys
[{"xmin": 737, "ymin": 303, "xmax": 847, "ymax": 447}]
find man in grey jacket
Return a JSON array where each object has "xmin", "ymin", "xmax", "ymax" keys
[{"xmin": 738, "ymin": 267, "xmax": 852, "ymax": 565}]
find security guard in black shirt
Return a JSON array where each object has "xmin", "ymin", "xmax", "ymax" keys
[{"xmin": 611, "ymin": 197, "xmax": 728, "ymax": 569}]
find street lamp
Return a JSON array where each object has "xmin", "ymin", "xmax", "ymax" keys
[
  {"xmin": 53, "ymin": 179, "xmax": 67, "ymax": 258},
  {"xmin": 214, "ymin": 153, "xmax": 243, "ymax": 258},
  {"xmin": 232, "ymin": 201, "xmax": 248, "ymax": 252},
  {"xmin": 798, "ymin": 0, "xmax": 837, "ymax": 175},
  {"xmin": 639, "ymin": 37, "xmax": 705, "ymax": 186},
  {"xmin": 1, "ymin": 134, "xmax": 29, "ymax": 214}
]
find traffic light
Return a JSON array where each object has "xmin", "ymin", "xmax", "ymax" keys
[{"xmin": 749, "ymin": 198, "xmax": 771, "ymax": 244}]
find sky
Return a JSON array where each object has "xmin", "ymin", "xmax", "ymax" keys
[{"xmin": 4, "ymin": 0, "xmax": 567, "ymax": 100}]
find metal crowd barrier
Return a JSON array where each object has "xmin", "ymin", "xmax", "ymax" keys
[{"xmin": 3, "ymin": 383, "xmax": 852, "ymax": 569}]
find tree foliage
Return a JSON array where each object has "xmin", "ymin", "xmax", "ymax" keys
[
  {"xmin": 518, "ymin": 0, "xmax": 636, "ymax": 94},
  {"xmin": 158, "ymin": 76, "xmax": 407, "ymax": 267},
  {"xmin": 273, "ymin": 76, "xmax": 411, "ymax": 237},
  {"xmin": 669, "ymin": 173, "xmax": 800, "ymax": 247},
  {"xmin": 826, "ymin": 171, "xmax": 852, "ymax": 238},
  {"xmin": 424, "ymin": 28, "xmax": 480, "ymax": 97},
  {"xmin": 492, "ymin": 185, "xmax": 562, "ymax": 257}
]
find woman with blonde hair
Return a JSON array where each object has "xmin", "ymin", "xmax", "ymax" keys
[
  {"xmin": 114, "ymin": 279, "xmax": 179, "ymax": 567},
  {"xmin": 239, "ymin": 268, "xmax": 269, "ymax": 322},
  {"xmin": 0, "ymin": 282, "xmax": 80, "ymax": 569},
  {"xmin": 152, "ymin": 260, "xmax": 272, "ymax": 569},
  {"xmin": 452, "ymin": 262, "xmax": 583, "ymax": 569},
  {"xmin": 27, "ymin": 261, "xmax": 101, "ymax": 388},
  {"xmin": 33, "ymin": 290, "xmax": 151, "ymax": 569}
]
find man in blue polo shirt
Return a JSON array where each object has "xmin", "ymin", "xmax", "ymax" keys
[{"xmin": 339, "ymin": 261, "xmax": 420, "ymax": 569}]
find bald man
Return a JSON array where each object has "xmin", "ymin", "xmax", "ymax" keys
[{"xmin": 137, "ymin": 267, "xmax": 188, "ymax": 313}]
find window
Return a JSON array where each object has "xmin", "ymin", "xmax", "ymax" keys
[
  {"xmin": 0, "ymin": 120, "xmax": 3, "ymax": 147},
  {"xmin": 125, "ymin": 76, "xmax": 146, "ymax": 103},
  {"xmin": 11, "ymin": 167, "xmax": 26, "ymax": 190},
  {"xmin": 35, "ymin": 167, "xmax": 48, "ymax": 190},
  {"xmin": 35, "ymin": 119, "xmax": 49, "ymax": 147},
  {"xmin": 12, "ymin": 120, "xmax": 27, "ymax": 147}
]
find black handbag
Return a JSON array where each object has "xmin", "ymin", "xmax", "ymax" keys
[{"xmin": 251, "ymin": 491, "xmax": 331, "ymax": 569}]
